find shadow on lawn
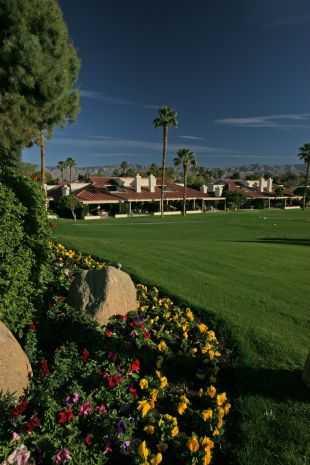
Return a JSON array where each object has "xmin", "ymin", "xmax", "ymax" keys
[
  {"xmin": 223, "ymin": 366, "xmax": 309, "ymax": 402},
  {"xmin": 234, "ymin": 237, "xmax": 310, "ymax": 247}
]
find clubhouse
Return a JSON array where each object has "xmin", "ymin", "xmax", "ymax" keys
[{"xmin": 47, "ymin": 174, "xmax": 225, "ymax": 217}]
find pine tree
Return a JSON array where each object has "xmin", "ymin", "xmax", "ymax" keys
[{"xmin": 0, "ymin": 0, "xmax": 80, "ymax": 179}]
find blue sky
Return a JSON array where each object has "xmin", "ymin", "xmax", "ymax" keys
[{"xmin": 24, "ymin": 0, "xmax": 310, "ymax": 167}]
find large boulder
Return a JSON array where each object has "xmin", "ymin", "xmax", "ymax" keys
[
  {"xmin": 302, "ymin": 351, "xmax": 310, "ymax": 388},
  {"xmin": 68, "ymin": 267, "xmax": 138, "ymax": 325},
  {"xmin": 0, "ymin": 321, "xmax": 32, "ymax": 397}
]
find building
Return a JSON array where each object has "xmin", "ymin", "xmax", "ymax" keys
[
  {"xmin": 207, "ymin": 177, "xmax": 302, "ymax": 208},
  {"xmin": 47, "ymin": 174, "xmax": 226, "ymax": 217}
]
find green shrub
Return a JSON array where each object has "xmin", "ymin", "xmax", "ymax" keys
[
  {"xmin": 56, "ymin": 194, "xmax": 86, "ymax": 220},
  {"xmin": 0, "ymin": 176, "xmax": 52, "ymax": 337},
  {"xmin": 0, "ymin": 183, "xmax": 34, "ymax": 335}
]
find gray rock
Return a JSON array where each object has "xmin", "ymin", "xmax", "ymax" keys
[
  {"xmin": 0, "ymin": 321, "xmax": 32, "ymax": 398},
  {"xmin": 68, "ymin": 267, "xmax": 138, "ymax": 325}
]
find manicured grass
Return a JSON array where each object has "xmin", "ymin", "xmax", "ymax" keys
[{"xmin": 54, "ymin": 210, "xmax": 310, "ymax": 465}]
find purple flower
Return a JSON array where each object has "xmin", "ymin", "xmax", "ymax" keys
[
  {"xmin": 65, "ymin": 393, "xmax": 80, "ymax": 405},
  {"xmin": 53, "ymin": 448, "xmax": 72, "ymax": 464},
  {"xmin": 120, "ymin": 440, "xmax": 131, "ymax": 455},
  {"xmin": 116, "ymin": 419, "xmax": 127, "ymax": 434}
]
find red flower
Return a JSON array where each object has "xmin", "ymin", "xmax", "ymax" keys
[
  {"xmin": 128, "ymin": 385, "xmax": 138, "ymax": 398},
  {"xmin": 57, "ymin": 408, "xmax": 74, "ymax": 425},
  {"xmin": 103, "ymin": 374, "xmax": 123, "ymax": 389},
  {"xmin": 105, "ymin": 330, "xmax": 113, "ymax": 337},
  {"xmin": 11, "ymin": 399, "xmax": 29, "ymax": 418},
  {"xmin": 25, "ymin": 415, "xmax": 41, "ymax": 432},
  {"xmin": 130, "ymin": 359, "xmax": 140, "ymax": 373},
  {"xmin": 143, "ymin": 330, "xmax": 151, "ymax": 339},
  {"xmin": 84, "ymin": 434, "xmax": 93, "ymax": 446},
  {"xmin": 81, "ymin": 348, "xmax": 90, "ymax": 363},
  {"xmin": 39, "ymin": 359, "xmax": 50, "ymax": 377}
]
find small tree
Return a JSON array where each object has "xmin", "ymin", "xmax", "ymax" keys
[
  {"xmin": 153, "ymin": 106, "xmax": 178, "ymax": 216},
  {"xmin": 58, "ymin": 194, "xmax": 81, "ymax": 221},
  {"xmin": 297, "ymin": 143, "xmax": 310, "ymax": 209},
  {"xmin": 174, "ymin": 149, "xmax": 196, "ymax": 215},
  {"xmin": 225, "ymin": 191, "xmax": 247, "ymax": 210},
  {"xmin": 57, "ymin": 161, "xmax": 66, "ymax": 183},
  {"xmin": 65, "ymin": 157, "xmax": 76, "ymax": 185}
]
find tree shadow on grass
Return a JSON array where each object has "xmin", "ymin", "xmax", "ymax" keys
[
  {"xmin": 222, "ymin": 366, "xmax": 309, "ymax": 402},
  {"xmin": 233, "ymin": 237, "xmax": 310, "ymax": 247}
]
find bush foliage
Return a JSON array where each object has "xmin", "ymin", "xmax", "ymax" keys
[{"xmin": 0, "ymin": 176, "xmax": 51, "ymax": 337}]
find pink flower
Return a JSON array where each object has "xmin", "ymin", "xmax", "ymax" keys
[
  {"xmin": 53, "ymin": 448, "xmax": 72, "ymax": 464},
  {"xmin": 95, "ymin": 403, "xmax": 108, "ymax": 414},
  {"xmin": 79, "ymin": 401, "xmax": 93, "ymax": 416},
  {"xmin": 11, "ymin": 432, "xmax": 21, "ymax": 442},
  {"xmin": 7, "ymin": 445, "xmax": 31, "ymax": 465}
]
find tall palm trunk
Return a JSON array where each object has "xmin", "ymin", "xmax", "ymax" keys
[
  {"xmin": 160, "ymin": 125, "xmax": 168, "ymax": 216},
  {"xmin": 183, "ymin": 166, "xmax": 187, "ymax": 215},
  {"xmin": 39, "ymin": 130, "xmax": 46, "ymax": 190},
  {"xmin": 303, "ymin": 162, "xmax": 310, "ymax": 209}
]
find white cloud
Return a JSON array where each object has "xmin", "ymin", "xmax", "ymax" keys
[
  {"xmin": 216, "ymin": 113, "xmax": 310, "ymax": 128},
  {"xmin": 179, "ymin": 135, "xmax": 205, "ymax": 141},
  {"xmin": 80, "ymin": 89, "xmax": 159, "ymax": 110},
  {"xmin": 50, "ymin": 135, "xmax": 234, "ymax": 155}
]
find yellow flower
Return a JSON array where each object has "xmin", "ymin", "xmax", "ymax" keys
[
  {"xmin": 144, "ymin": 425, "xmax": 155, "ymax": 435},
  {"xmin": 170, "ymin": 425, "xmax": 179, "ymax": 437},
  {"xmin": 208, "ymin": 350, "xmax": 215, "ymax": 360},
  {"xmin": 224, "ymin": 402, "xmax": 231, "ymax": 415},
  {"xmin": 150, "ymin": 453, "xmax": 163, "ymax": 465},
  {"xmin": 207, "ymin": 385, "xmax": 217, "ymax": 398},
  {"xmin": 201, "ymin": 344, "xmax": 212, "ymax": 354},
  {"xmin": 212, "ymin": 428, "xmax": 220, "ymax": 437},
  {"xmin": 201, "ymin": 436, "xmax": 214, "ymax": 450},
  {"xmin": 137, "ymin": 400, "xmax": 153, "ymax": 417},
  {"xmin": 157, "ymin": 340, "xmax": 168, "ymax": 352},
  {"xmin": 197, "ymin": 323, "xmax": 208, "ymax": 334},
  {"xmin": 138, "ymin": 441, "xmax": 150, "ymax": 460},
  {"xmin": 187, "ymin": 435, "xmax": 200, "ymax": 453},
  {"xmin": 139, "ymin": 378, "xmax": 149, "ymax": 390},
  {"xmin": 202, "ymin": 448, "xmax": 212, "ymax": 465},
  {"xmin": 217, "ymin": 417, "xmax": 224, "ymax": 429},
  {"xmin": 177, "ymin": 401, "xmax": 188, "ymax": 415},
  {"xmin": 186, "ymin": 308, "xmax": 194, "ymax": 321},
  {"xmin": 217, "ymin": 407, "xmax": 225, "ymax": 418},
  {"xmin": 160, "ymin": 376, "xmax": 168, "ymax": 389},
  {"xmin": 201, "ymin": 409, "xmax": 213, "ymax": 422},
  {"xmin": 150, "ymin": 388, "xmax": 159, "ymax": 402},
  {"xmin": 207, "ymin": 330, "xmax": 217, "ymax": 342},
  {"xmin": 191, "ymin": 347, "xmax": 198, "ymax": 355},
  {"xmin": 216, "ymin": 392, "xmax": 227, "ymax": 406}
]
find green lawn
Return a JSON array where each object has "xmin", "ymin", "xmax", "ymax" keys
[{"xmin": 54, "ymin": 210, "xmax": 310, "ymax": 465}]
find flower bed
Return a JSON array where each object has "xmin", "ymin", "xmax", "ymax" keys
[{"xmin": 0, "ymin": 243, "xmax": 230, "ymax": 465}]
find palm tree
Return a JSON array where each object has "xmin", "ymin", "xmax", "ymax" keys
[
  {"xmin": 57, "ymin": 160, "xmax": 65, "ymax": 183},
  {"xmin": 65, "ymin": 157, "xmax": 76, "ymax": 186},
  {"xmin": 174, "ymin": 149, "xmax": 196, "ymax": 215},
  {"xmin": 298, "ymin": 143, "xmax": 310, "ymax": 209},
  {"xmin": 153, "ymin": 106, "xmax": 178, "ymax": 216}
]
